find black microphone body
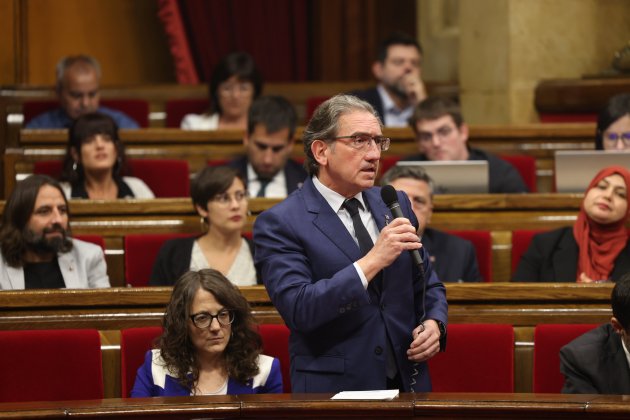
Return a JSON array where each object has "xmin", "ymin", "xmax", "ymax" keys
[{"xmin": 380, "ymin": 185, "xmax": 424, "ymax": 269}]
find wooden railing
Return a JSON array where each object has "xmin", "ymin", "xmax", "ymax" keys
[
  {"xmin": 0, "ymin": 392, "xmax": 628, "ymax": 419},
  {"xmin": 3, "ymin": 123, "xmax": 595, "ymax": 197}
]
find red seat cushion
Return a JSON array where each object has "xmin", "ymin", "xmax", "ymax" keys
[
  {"xmin": 73, "ymin": 234, "xmax": 106, "ymax": 250},
  {"xmin": 0, "ymin": 329, "xmax": 103, "ymax": 402},
  {"xmin": 165, "ymin": 98, "xmax": 209, "ymax": 128},
  {"xmin": 23, "ymin": 99, "xmax": 149, "ymax": 127},
  {"xmin": 533, "ymin": 324, "xmax": 598, "ymax": 393},
  {"xmin": 305, "ymin": 96, "xmax": 330, "ymax": 123},
  {"xmin": 33, "ymin": 159, "xmax": 190, "ymax": 198},
  {"xmin": 429, "ymin": 324, "xmax": 514, "ymax": 392},
  {"xmin": 499, "ymin": 154, "xmax": 537, "ymax": 192},
  {"xmin": 120, "ymin": 327, "xmax": 163, "ymax": 397},
  {"xmin": 511, "ymin": 229, "xmax": 546, "ymax": 275},
  {"xmin": 259, "ymin": 324, "xmax": 291, "ymax": 393},
  {"xmin": 539, "ymin": 113, "xmax": 598, "ymax": 123},
  {"xmin": 446, "ymin": 230, "xmax": 493, "ymax": 282},
  {"xmin": 124, "ymin": 233, "xmax": 193, "ymax": 287}
]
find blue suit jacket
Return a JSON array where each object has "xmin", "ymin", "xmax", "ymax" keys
[{"xmin": 254, "ymin": 177, "xmax": 447, "ymax": 393}]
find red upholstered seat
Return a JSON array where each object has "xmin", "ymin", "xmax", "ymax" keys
[
  {"xmin": 33, "ymin": 159, "xmax": 190, "ymax": 198},
  {"xmin": 73, "ymin": 234, "xmax": 106, "ymax": 250},
  {"xmin": 533, "ymin": 324, "xmax": 598, "ymax": 393},
  {"xmin": 379, "ymin": 155, "xmax": 401, "ymax": 179},
  {"xmin": 124, "ymin": 233, "xmax": 194, "ymax": 287},
  {"xmin": 0, "ymin": 329, "xmax": 103, "ymax": 402},
  {"xmin": 499, "ymin": 154, "xmax": 537, "ymax": 192},
  {"xmin": 305, "ymin": 96, "xmax": 330, "ymax": 123},
  {"xmin": 22, "ymin": 99, "xmax": 149, "ymax": 127},
  {"xmin": 128, "ymin": 159, "xmax": 190, "ymax": 198},
  {"xmin": 539, "ymin": 113, "xmax": 598, "ymax": 123},
  {"xmin": 120, "ymin": 327, "xmax": 163, "ymax": 397},
  {"xmin": 259, "ymin": 324, "xmax": 291, "ymax": 393},
  {"xmin": 165, "ymin": 98, "xmax": 209, "ymax": 128},
  {"xmin": 511, "ymin": 229, "xmax": 546, "ymax": 276},
  {"xmin": 429, "ymin": 324, "xmax": 514, "ymax": 392},
  {"xmin": 446, "ymin": 230, "xmax": 493, "ymax": 282}
]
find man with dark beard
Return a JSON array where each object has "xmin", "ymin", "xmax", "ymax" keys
[
  {"xmin": 351, "ymin": 32, "xmax": 427, "ymax": 127},
  {"xmin": 0, "ymin": 175, "xmax": 110, "ymax": 289}
]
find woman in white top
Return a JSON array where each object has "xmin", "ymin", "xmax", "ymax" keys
[
  {"xmin": 181, "ymin": 51, "xmax": 263, "ymax": 131},
  {"xmin": 150, "ymin": 166, "xmax": 257, "ymax": 286},
  {"xmin": 60, "ymin": 112, "xmax": 154, "ymax": 199}
]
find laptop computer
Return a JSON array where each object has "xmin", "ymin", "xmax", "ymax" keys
[
  {"xmin": 395, "ymin": 160, "xmax": 489, "ymax": 194},
  {"xmin": 554, "ymin": 150, "xmax": 630, "ymax": 192}
]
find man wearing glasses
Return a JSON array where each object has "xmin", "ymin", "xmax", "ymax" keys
[
  {"xmin": 402, "ymin": 96, "xmax": 528, "ymax": 193},
  {"xmin": 254, "ymin": 94, "xmax": 447, "ymax": 393},
  {"xmin": 231, "ymin": 95, "xmax": 307, "ymax": 198}
]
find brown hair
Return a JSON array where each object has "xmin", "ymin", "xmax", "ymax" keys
[
  {"xmin": 158, "ymin": 269, "xmax": 262, "ymax": 388},
  {"xmin": 0, "ymin": 175, "xmax": 72, "ymax": 267}
]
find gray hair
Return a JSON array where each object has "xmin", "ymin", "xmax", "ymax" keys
[
  {"xmin": 55, "ymin": 55, "xmax": 102, "ymax": 92},
  {"xmin": 303, "ymin": 94, "xmax": 382, "ymax": 175},
  {"xmin": 380, "ymin": 165, "xmax": 435, "ymax": 196}
]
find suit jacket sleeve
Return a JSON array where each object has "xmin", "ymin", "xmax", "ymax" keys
[
  {"xmin": 512, "ymin": 233, "xmax": 547, "ymax": 282},
  {"xmin": 130, "ymin": 350, "xmax": 157, "ymax": 397},
  {"xmin": 149, "ymin": 238, "xmax": 193, "ymax": 286},
  {"xmin": 463, "ymin": 242, "xmax": 483, "ymax": 282},
  {"xmin": 84, "ymin": 243, "xmax": 110, "ymax": 288},
  {"xmin": 559, "ymin": 345, "xmax": 600, "ymax": 394}
]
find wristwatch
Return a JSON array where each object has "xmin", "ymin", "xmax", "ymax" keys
[{"xmin": 432, "ymin": 319, "xmax": 447, "ymax": 351}]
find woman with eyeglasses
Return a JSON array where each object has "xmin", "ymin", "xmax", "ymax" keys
[
  {"xmin": 150, "ymin": 166, "xmax": 257, "ymax": 286},
  {"xmin": 131, "ymin": 269, "xmax": 282, "ymax": 396},
  {"xmin": 513, "ymin": 166, "xmax": 630, "ymax": 283},
  {"xmin": 595, "ymin": 93, "xmax": 630, "ymax": 151},
  {"xmin": 181, "ymin": 52, "xmax": 263, "ymax": 131}
]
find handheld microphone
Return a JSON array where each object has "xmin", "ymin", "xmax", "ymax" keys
[{"xmin": 380, "ymin": 185, "xmax": 424, "ymax": 269}]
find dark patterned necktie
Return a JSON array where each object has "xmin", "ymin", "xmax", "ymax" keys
[{"xmin": 342, "ymin": 198, "xmax": 374, "ymax": 256}]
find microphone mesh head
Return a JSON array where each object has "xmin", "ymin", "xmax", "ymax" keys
[{"xmin": 380, "ymin": 184, "xmax": 398, "ymax": 206}]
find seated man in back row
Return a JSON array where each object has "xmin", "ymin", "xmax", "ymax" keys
[
  {"xmin": 26, "ymin": 55, "xmax": 139, "ymax": 129},
  {"xmin": 230, "ymin": 95, "xmax": 307, "ymax": 198},
  {"xmin": 0, "ymin": 175, "xmax": 110, "ymax": 289},
  {"xmin": 381, "ymin": 165, "xmax": 482, "ymax": 282},
  {"xmin": 560, "ymin": 273, "xmax": 630, "ymax": 394},
  {"xmin": 402, "ymin": 96, "xmax": 528, "ymax": 193},
  {"xmin": 351, "ymin": 32, "xmax": 427, "ymax": 127}
]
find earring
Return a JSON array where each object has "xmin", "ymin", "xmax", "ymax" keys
[
  {"xmin": 199, "ymin": 216, "xmax": 208, "ymax": 232},
  {"xmin": 72, "ymin": 161, "xmax": 78, "ymax": 172}
]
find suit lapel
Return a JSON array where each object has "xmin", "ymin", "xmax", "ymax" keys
[
  {"xmin": 6, "ymin": 265, "xmax": 25, "ymax": 289},
  {"xmin": 303, "ymin": 179, "xmax": 363, "ymax": 263},
  {"xmin": 58, "ymin": 252, "xmax": 80, "ymax": 288}
]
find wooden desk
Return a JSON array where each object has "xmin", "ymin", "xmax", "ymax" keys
[
  {"xmin": 535, "ymin": 77, "xmax": 630, "ymax": 114},
  {"xmin": 0, "ymin": 194, "xmax": 585, "ymax": 285},
  {"xmin": 0, "ymin": 393, "xmax": 629, "ymax": 419},
  {"xmin": 3, "ymin": 123, "xmax": 595, "ymax": 197}
]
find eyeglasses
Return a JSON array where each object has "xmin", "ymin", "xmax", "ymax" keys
[
  {"xmin": 417, "ymin": 125, "xmax": 455, "ymax": 143},
  {"xmin": 189, "ymin": 309, "xmax": 235, "ymax": 328},
  {"xmin": 328, "ymin": 134, "xmax": 391, "ymax": 151},
  {"xmin": 212, "ymin": 190, "xmax": 248, "ymax": 205},
  {"xmin": 603, "ymin": 132, "xmax": 630, "ymax": 147},
  {"xmin": 218, "ymin": 82, "xmax": 254, "ymax": 96}
]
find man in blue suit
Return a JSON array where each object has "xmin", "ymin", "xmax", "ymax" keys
[{"xmin": 254, "ymin": 94, "xmax": 447, "ymax": 393}]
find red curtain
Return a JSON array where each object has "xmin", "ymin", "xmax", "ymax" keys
[{"xmin": 160, "ymin": 0, "xmax": 308, "ymax": 83}]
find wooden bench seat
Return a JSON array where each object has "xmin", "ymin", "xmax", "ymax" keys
[{"xmin": 0, "ymin": 283, "xmax": 613, "ymax": 397}]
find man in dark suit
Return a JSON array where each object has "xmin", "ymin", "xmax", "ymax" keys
[
  {"xmin": 403, "ymin": 96, "xmax": 528, "ymax": 193},
  {"xmin": 254, "ymin": 94, "xmax": 447, "ymax": 393},
  {"xmin": 560, "ymin": 273, "xmax": 630, "ymax": 394},
  {"xmin": 381, "ymin": 166, "xmax": 482, "ymax": 282},
  {"xmin": 230, "ymin": 95, "xmax": 306, "ymax": 198},
  {"xmin": 351, "ymin": 33, "xmax": 427, "ymax": 127}
]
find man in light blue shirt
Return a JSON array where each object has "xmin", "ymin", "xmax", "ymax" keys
[{"xmin": 26, "ymin": 55, "xmax": 139, "ymax": 129}]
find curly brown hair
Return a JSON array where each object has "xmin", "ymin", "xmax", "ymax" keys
[{"xmin": 158, "ymin": 269, "xmax": 262, "ymax": 389}]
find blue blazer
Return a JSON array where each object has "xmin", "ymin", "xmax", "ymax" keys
[
  {"xmin": 254, "ymin": 177, "xmax": 448, "ymax": 393},
  {"xmin": 130, "ymin": 349, "xmax": 283, "ymax": 397}
]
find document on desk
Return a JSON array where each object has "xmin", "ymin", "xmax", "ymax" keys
[{"xmin": 331, "ymin": 390, "xmax": 400, "ymax": 400}]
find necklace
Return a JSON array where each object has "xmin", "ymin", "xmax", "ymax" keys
[{"xmin": 196, "ymin": 377, "xmax": 228, "ymax": 396}]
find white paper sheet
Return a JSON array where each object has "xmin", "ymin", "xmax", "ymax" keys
[{"xmin": 330, "ymin": 389, "xmax": 400, "ymax": 400}]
